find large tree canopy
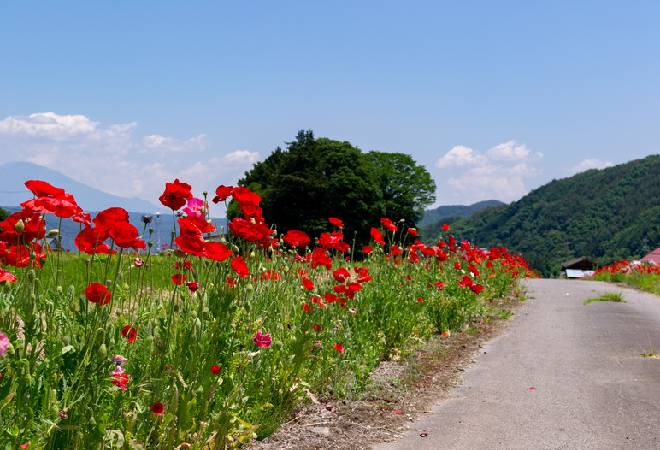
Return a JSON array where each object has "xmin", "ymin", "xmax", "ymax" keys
[
  {"xmin": 237, "ymin": 130, "xmax": 436, "ymax": 243},
  {"xmin": 364, "ymin": 151, "xmax": 436, "ymax": 224}
]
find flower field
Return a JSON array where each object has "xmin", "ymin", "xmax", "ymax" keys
[
  {"xmin": 0, "ymin": 179, "xmax": 533, "ymax": 449},
  {"xmin": 592, "ymin": 261, "xmax": 660, "ymax": 295}
]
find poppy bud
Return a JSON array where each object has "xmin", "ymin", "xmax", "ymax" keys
[{"xmin": 14, "ymin": 219, "xmax": 25, "ymax": 233}]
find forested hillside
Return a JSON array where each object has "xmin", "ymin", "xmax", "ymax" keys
[
  {"xmin": 429, "ymin": 155, "xmax": 660, "ymax": 276},
  {"xmin": 419, "ymin": 200, "xmax": 504, "ymax": 226}
]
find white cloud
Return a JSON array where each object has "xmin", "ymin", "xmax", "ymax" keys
[
  {"xmin": 571, "ymin": 158, "xmax": 614, "ymax": 174},
  {"xmin": 436, "ymin": 145, "xmax": 484, "ymax": 168},
  {"xmin": 435, "ymin": 140, "xmax": 542, "ymax": 204},
  {"xmin": 486, "ymin": 140, "xmax": 531, "ymax": 161},
  {"xmin": 222, "ymin": 149, "xmax": 260, "ymax": 165},
  {"xmin": 0, "ymin": 112, "xmax": 137, "ymax": 144},
  {"xmin": 142, "ymin": 133, "xmax": 207, "ymax": 153},
  {"xmin": 0, "ymin": 112, "xmax": 261, "ymax": 212}
]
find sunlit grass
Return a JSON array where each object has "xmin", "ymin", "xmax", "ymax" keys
[{"xmin": 584, "ymin": 292, "xmax": 625, "ymax": 305}]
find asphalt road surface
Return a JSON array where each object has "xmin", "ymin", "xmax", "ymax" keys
[{"xmin": 375, "ymin": 279, "xmax": 660, "ymax": 450}]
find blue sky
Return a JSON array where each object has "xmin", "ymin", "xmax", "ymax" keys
[{"xmin": 1, "ymin": 1, "xmax": 659, "ymax": 210}]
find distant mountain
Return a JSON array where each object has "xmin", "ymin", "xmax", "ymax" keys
[
  {"xmin": 0, "ymin": 161, "xmax": 159, "ymax": 212},
  {"xmin": 441, "ymin": 155, "xmax": 660, "ymax": 276},
  {"xmin": 419, "ymin": 200, "xmax": 505, "ymax": 226}
]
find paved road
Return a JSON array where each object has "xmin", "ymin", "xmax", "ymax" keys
[{"xmin": 375, "ymin": 279, "xmax": 660, "ymax": 450}]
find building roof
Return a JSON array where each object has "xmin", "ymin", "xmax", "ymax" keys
[
  {"xmin": 561, "ymin": 257, "xmax": 595, "ymax": 270},
  {"xmin": 641, "ymin": 248, "xmax": 660, "ymax": 265}
]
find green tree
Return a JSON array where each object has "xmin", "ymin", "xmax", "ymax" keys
[
  {"xmin": 238, "ymin": 130, "xmax": 434, "ymax": 244},
  {"xmin": 364, "ymin": 151, "xmax": 436, "ymax": 225},
  {"xmin": 0, "ymin": 207, "xmax": 7, "ymax": 221}
]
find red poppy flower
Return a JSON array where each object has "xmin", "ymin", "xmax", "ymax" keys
[
  {"xmin": 177, "ymin": 260, "xmax": 194, "ymax": 271},
  {"xmin": 203, "ymin": 241, "xmax": 233, "ymax": 261},
  {"xmin": 380, "ymin": 218, "xmax": 397, "ymax": 233},
  {"xmin": 283, "ymin": 229, "xmax": 311, "ymax": 249},
  {"xmin": 407, "ymin": 228, "xmax": 417, "ymax": 237},
  {"xmin": 253, "ymin": 330, "xmax": 272, "ymax": 348},
  {"xmin": 334, "ymin": 343, "xmax": 345, "ymax": 354},
  {"xmin": 22, "ymin": 193, "xmax": 82, "ymax": 219},
  {"xmin": 210, "ymin": 364, "xmax": 222, "ymax": 374},
  {"xmin": 121, "ymin": 325, "xmax": 138, "ymax": 343},
  {"xmin": 310, "ymin": 248, "xmax": 332, "ymax": 270},
  {"xmin": 85, "ymin": 283, "xmax": 111, "ymax": 305},
  {"xmin": 93, "ymin": 207, "xmax": 130, "ymax": 230},
  {"xmin": 231, "ymin": 256, "xmax": 249, "ymax": 279},
  {"xmin": 2, "ymin": 243, "xmax": 46, "ymax": 268},
  {"xmin": 323, "ymin": 293, "xmax": 339, "ymax": 303},
  {"xmin": 0, "ymin": 210, "xmax": 46, "ymax": 245},
  {"xmin": 470, "ymin": 283, "xmax": 484, "ymax": 295},
  {"xmin": 226, "ymin": 276, "xmax": 238, "ymax": 288},
  {"xmin": 75, "ymin": 226, "xmax": 112, "ymax": 254},
  {"xmin": 109, "ymin": 222, "xmax": 145, "ymax": 250},
  {"xmin": 302, "ymin": 303, "xmax": 312, "ymax": 313},
  {"xmin": 435, "ymin": 281, "xmax": 446, "ymax": 290},
  {"xmin": 370, "ymin": 228, "xmax": 385, "ymax": 246},
  {"xmin": 441, "ymin": 223, "xmax": 450, "ymax": 232},
  {"xmin": 150, "ymin": 401, "xmax": 165, "ymax": 415},
  {"xmin": 186, "ymin": 281, "xmax": 199, "ymax": 293},
  {"xmin": 318, "ymin": 231, "xmax": 349, "ymax": 252},
  {"xmin": 0, "ymin": 268, "xmax": 17, "ymax": 283},
  {"xmin": 111, "ymin": 369, "xmax": 129, "ymax": 391},
  {"xmin": 25, "ymin": 179, "xmax": 66, "ymax": 198},
  {"xmin": 332, "ymin": 267, "xmax": 351, "ymax": 283},
  {"xmin": 328, "ymin": 217, "xmax": 344, "ymax": 228},
  {"xmin": 355, "ymin": 267, "xmax": 373, "ymax": 283},
  {"xmin": 362, "ymin": 245, "xmax": 373, "ymax": 255},
  {"xmin": 175, "ymin": 233, "xmax": 205, "ymax": 257},
  {"xmin": 159, "ymin": 179, "xmax": 192, "ymax": 211},
  {"xmin": 229, "ymin": 218, "xmax": 273, "ymax": 246},
  {"xmin": 302, "ymin": 278, "xmax": 315, "ymax": 291},
  {"xmin": 171, "ymin": 274, "xmax": 186, "ymax": 285},
  {"xmin": 212, "ymin": 184, "xmax": 234, "ymax": 203}
]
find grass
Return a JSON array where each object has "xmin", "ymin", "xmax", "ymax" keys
[
  {"xmin": 640, "ymin": 350, "xmax": 659, "ymax": 359},
  {"xmin": 593, "ymin": 271, "xmax": 660, "ymax": 296},
  {"xmin": 584, "ymin": 292, "xmax": 626, "ymax": 305}
]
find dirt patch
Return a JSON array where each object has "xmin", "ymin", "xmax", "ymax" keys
[{"xmin": 248, "ymin": 293, "xmax": 524, "ymax": 450}]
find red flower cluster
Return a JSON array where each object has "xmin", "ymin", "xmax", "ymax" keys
[
  {"xmin": 75, "ymin": 207, "xmax": 145, "ymax": 254},
  {"xmin": 458, "ymin": 275, "xmax": 484, "ymax": 294},
  {"xmin": 594, "ymin": 260, "xmax": 660, "ymax": 276},
  {"xmin": 22, "ymin": 180, "xmax": 89, "ymax": 224},
  {"xmin": 318, "ymin": 231, "xmax": 350, "ymax": 253},
  {"xmin": 0, "ymin": 180, "xmax": 76, "ymax": 270}
]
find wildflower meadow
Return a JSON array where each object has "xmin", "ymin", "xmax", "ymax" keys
[
  {"xmin": 0, "ymin": 179, "xmax": 533, "ymax": 448},
  {"xmin": 592, "ymin": 260, "xmax": 660, "ymax": 295}
]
